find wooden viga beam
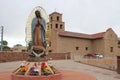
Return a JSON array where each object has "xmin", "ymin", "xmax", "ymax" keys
[
  {"xmin": 13, "ymin": 67, "xmax": 21, "ymax": 74},
  {"xmin": 13, "ymin": 63, "xmax": 27, "ymax": 74},
  {"xmin": 25, "ymin": 62, "xmax": 35, "ymax": 76},
  {"xmin": 45, "ymin": 62, "xmax": 54, "ymax": 74},
  {"xmin": 37, "ymin": 62, "xmax": 41, "ymax": 75}
]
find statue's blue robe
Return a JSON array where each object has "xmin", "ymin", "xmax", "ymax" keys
[{"xmin": 31, "ymin": 17, "xmax": 46, "ymax": 48}]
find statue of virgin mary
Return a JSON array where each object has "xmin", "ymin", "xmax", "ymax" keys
[{"xmin": 30, "ymin": 10, "xmax": 47, "ymax": 57}]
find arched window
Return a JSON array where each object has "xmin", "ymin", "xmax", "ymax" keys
[
  {"xmin": 57, "ymin": 16, "xmax": 59, "ymax": 21},
  {"xmin": 47, "ymin": 26, "xmax": 49, "ymax": 30},
  {"xmin": 51, "ymin": 17, "xmax": 53, "ymax": 21},
  {"xmin": 86, "ymin": 47, "xmax": 88, "ymax": 51},
  {"xmin": 76, "ymin": 47, "xmax": 79, "ymax": 50},
  {"xmin": 60, "ymin": 24, "xmax": 63, "ymax": 29},
  {"xmin": 56, "ymin": 24, "xmax": 58, "ymax": 28},
  {"xmin": 51, "ymin": 24, "xmax": 52, "ymax": 29},
  {"xmin": 110, "ymin": 47, "xmax": 113, "ymax": 52}
]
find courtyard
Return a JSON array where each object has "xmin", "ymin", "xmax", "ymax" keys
[{"xmin": 0, "ymin": 60, "xmax": 120, "ymax": 80}]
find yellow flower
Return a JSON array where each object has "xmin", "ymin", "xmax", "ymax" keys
[{"xmin": 20, "ymin": 66, "xmax": 28, "ymax": 72}]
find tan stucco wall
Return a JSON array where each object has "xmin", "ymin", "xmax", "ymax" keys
[
  {"xmin": 50, "ymin": 28, "xmax": 119, "ymax": 59},
  {"xmin": 12, "ymin": 46, "xmax": 27, "ymax": 52},
  {"xmin": 47, "ymin": 30, "xmax": 58, "ymax": 52},
  {"xmin": 57, "ymin": 36, "xmax": 93, "ymax": 56},
  {"xmin": 92, "ymin": 39, "xmax": 105, "ymax": 55},
  {"xmin": 104, "ymin": 29, "xmax": 118, "ymax": 55}
]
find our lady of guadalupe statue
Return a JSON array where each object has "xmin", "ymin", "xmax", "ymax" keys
[{"xmin": 30, "ymin": 10, "xmax": 47, "ymax": 58}]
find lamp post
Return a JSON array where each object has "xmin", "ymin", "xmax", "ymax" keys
[{"xmin": 0, "ymin": 26, "xmax": 4, "ymax": 51}]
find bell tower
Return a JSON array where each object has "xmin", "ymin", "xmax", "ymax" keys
[
  {"xmin": 48, "ymin": 12, "xmax": 65, "ymax": 32},
  {"xmin": 47, "ymin": 12, "xmax": 65, "ymax": 53}
]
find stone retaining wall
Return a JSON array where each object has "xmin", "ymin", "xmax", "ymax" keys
[
  {"xmin": 79, "ymin": 57, "xmax": 117, "ymax": 71},
  {"xmin": 0, "ymin": 52, "xmax": 71, "ymax": 63}
]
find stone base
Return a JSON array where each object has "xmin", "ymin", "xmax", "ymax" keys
[{"xmin": 11, "ymin": 73, "xmax": 62, "ymax": 80}]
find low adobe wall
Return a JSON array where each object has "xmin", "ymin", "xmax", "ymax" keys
[
  {"xmin": 46, "ymin": 53, "xmax": 71, "ymax": 60},
  {"xmin": 79, "ymin": 58, "xmax": 117, "ymax": 71},
  {"xmin": 78, "ymin": 54, "xmax": 117, "ymax": 71},
  {"xmin": 0, "ymin": 52, "xmax": 71, "ymax": 63},
  {"xmin": 74, "ymin": 54, "xmax": 117, "ymax": 71},
  {"xmin": 0, "ymin": 52, "xmax": 28, "ymax": 62}
]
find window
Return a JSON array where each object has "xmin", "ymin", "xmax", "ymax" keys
[
  {"xmin": 60, "ymin": 24, "xmax": 63, "ymax": 29},
  {"xmin": 47, "ymin": 26, "xmax": 49, "ymax": 29},
  {"xmin": 118, "ymin": 41, "xmax": 120, "ymax": 44},
  {"xmin": 111, "ymin": 34, "xmax": 112, "ymax": 37},
  {"xmin": 56, "ymin": 24, "xmax": 58, "ymax": 28},
  {"xmin": 51, "ymin": 17, "xmax": 53, "ymax": 21},
  {"xmin": 110, "ymin": 47, "xmax": 113, "ymax": 52},
  {"xmin": 76, "ymin": 47, "xmax": 79, "ymax": 50},
  {"xmin": 49, "ymin": 50, "xmax": 52, "ymax": 52},
  {"xmin": 22, "ymin": 50, "xmax": 26, "ymax": 52},
  {"xmin": 51, "ymin": 24, "xmax": 52, "ymax": 29},
  {"xmin": 57, "ymin": 16, "xmax": 59, "ymax": 21},
  {"xmin": 86, "ymin": 47, "xmax": 88, "ymax": 51}
]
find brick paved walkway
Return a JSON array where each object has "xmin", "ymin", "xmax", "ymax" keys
[
  {"xmin": 52, "ymin": 60, "xmax": 120, "ymax": 80},
  {"xmin": 0, "ymin": 60, "xmax": 120, "ymax": 80}
]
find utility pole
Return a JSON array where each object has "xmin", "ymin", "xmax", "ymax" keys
[{"xmin": 0, "ymin": 26, "xmax": 4, "ymax": 51}]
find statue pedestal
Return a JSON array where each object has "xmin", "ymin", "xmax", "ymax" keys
[{"xmin": 11, "ymin": 71, "xmax": 62, "ymax": 80}]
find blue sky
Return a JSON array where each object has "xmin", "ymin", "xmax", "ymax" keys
[{"xmin": 0, "ymin": 0, "xmax": 120, "ymax": 47}]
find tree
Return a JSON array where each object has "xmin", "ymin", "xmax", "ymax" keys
[
  {"xmin": 3, "ymin": 46, "xmax": 10, "ymax": 51},
  {"xmin": 3, "ymin": 40, "xmax": 8, "ymax": 46},
  {"xmin": 0, "ymin": 40, "xmax": 10, "ymax": 51},
  {"xmin": 15, "ymin": 44, "xmax": 22, "ymax": 46}
]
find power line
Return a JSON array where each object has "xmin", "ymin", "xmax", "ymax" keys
[{"xmin": 0, "ymin": 26, "xmax": 4, "ymax": 51}]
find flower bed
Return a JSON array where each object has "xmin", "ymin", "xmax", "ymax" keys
[
  {"xmin": 13, "ymin": 61, "xmax": 60, "ymax": 76},
  {"xmin": 12, "ymin": 61, "xmax": 62, "ymax": 80}
]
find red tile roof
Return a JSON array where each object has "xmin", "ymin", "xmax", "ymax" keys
[
  {"xmin": 91, "ymin": 32, "xmax": 105, "ymax": 39},
  {"xmin": 59, "ymin": 31, "xmax": 105, "ymax": 39},
  {"xmin": 49, "ymin": 12, "xmax": 62, "ymax": 16}
]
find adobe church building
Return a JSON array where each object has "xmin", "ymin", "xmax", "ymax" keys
[{"xmin": 47, "ymin": 12, "xmax": 120, "ymax": 60}]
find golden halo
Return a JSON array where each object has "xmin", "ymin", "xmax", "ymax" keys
[{"xmin": 25, "ymin": 6, "xmax": 49, "ymax": 44}]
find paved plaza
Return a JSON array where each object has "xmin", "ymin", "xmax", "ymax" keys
[{"xmin": 0, "ymin": 60, "xmax": 120, "ymax": 80}]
